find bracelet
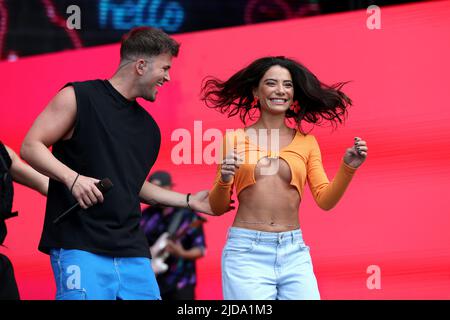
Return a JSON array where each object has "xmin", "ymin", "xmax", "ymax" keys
[
  {"xmin": 186, "ymin": 193, "xmax": 191, "ymax": 209},
  {"xmin": 70, "ymin": 173, "xmax": 80, "ymax": 194}
]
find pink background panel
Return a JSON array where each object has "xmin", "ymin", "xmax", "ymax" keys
[{"xmin": 1, "ymin": 1, "xmax": 449, "ymax": 299}]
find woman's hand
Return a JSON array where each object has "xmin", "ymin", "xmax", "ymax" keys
[
  {"xmin": 343, "ymin": 137, "xmax": 368, "ymax": 169},
  {"xmin": 220, "ymin": 151, "xmax": 241, "ymax": 183}
]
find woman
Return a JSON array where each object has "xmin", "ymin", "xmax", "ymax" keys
[{"xmin": 201, "ymin": 56, "xmax": 368, "ymax": 300}]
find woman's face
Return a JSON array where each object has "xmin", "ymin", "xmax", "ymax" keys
[{"xmin": 253, "ymin": 65, "xmax": 294, "ymax": 115}]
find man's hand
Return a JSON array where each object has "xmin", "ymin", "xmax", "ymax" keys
[
  {"xmin": 69, "ymin": 174, "xmax": 104, "ymax": 209},
  {"xmin": 189, "ymin": 190, "xmax": 214, "ymax": 215}
]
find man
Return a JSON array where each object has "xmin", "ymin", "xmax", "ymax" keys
[
  {"xmin": 141, "ymin": 171, "xmax": 206, "ymax": 300},
  {"xmin": 0, "ymin": 142, "xmax": 48, "ymax": 300},
  {"xmin": 20, "ymin": 27, "xmax": 212, "ymax": 300}
]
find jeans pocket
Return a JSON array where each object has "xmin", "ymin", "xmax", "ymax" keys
[
  {"xmin": 296, "ymin": 240, "xmax": 310, "ymax": 252},
  {"xmin": 224, "ymin": 237, "xmax": 255, "ymax": 254},
  {"xmin": 49, "ymin": 248, "xmax": 61, "ymax": 260},
  {"xmin": 57, "ymin": 289, "xmax": 87, "ymax": 300}
]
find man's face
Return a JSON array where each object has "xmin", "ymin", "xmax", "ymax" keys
[{"xmin": 138, "ymin": 53, "xmax": 173, "ymax": 102}]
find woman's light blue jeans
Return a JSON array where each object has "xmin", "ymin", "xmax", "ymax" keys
[{"xmin": 222, "ymin": 227, "xmax": 320, "ymax": 300}]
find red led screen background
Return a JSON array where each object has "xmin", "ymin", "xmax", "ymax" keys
[{"xmin": 0, "ymin": 1, "xmax": 449, "ymax": 299}]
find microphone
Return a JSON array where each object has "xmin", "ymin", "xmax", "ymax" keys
[{"xmin": 53, "ymin": 178, "xmax": 113, "ymax": 225}]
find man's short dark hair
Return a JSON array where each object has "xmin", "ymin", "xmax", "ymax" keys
[{"xmin": 120, "ymin": 26, "xmax": 180, "ymax": 61}]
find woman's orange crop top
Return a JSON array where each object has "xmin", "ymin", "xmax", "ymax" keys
[{"xmin": 209, "ymin": 129, "xmax": 357, "ymax": 215}]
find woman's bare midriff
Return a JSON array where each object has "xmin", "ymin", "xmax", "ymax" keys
[{"xmin": 233, "ymin": 157, "xmax": 301, "ymax": 232}]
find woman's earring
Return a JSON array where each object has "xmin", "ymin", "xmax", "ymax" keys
[
  {"xmin": 250, "ymin": 96, "xmax": 259, "ymax": 108},
  {"xmin": 290, "ymin": 100, "xmax": 300, "ymax": 113}
]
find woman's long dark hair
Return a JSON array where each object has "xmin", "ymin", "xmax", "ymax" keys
[{"xmin": 201, "ymin": 56, "xmax": 352, "ymax": 134}]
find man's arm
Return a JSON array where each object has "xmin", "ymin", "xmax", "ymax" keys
[
  {"xmin": 21, "ymin": 86, "xmax": 103, "ymax": 209},
  {"xmin": 6, "ymin": 145, "xmax": 48, "ymax": 196},
  {"xmin": 139, "ymin": 181, "xmax": 214, "ymax": 215},
  {"xmin": 139, "ymin": 181, "xmax": 190, "ymax": 207}
]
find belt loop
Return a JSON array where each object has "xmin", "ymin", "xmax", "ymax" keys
[{"xmin": 256, "ymin": 231, "xmax": 260, "ymax": 244}]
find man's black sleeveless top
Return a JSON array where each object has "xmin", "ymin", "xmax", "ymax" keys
[
  {"xmin": 39, "ymin": 80, "xmax": 161, "ymax": 258},
  {"xmin": 0, "ymin": 141, "xmax": 14, "ymax": 246}
]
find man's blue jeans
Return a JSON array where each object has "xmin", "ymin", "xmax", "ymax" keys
[{"xmin": 50, "ymin": 248, "xmax": 161, "ymax": 300}]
